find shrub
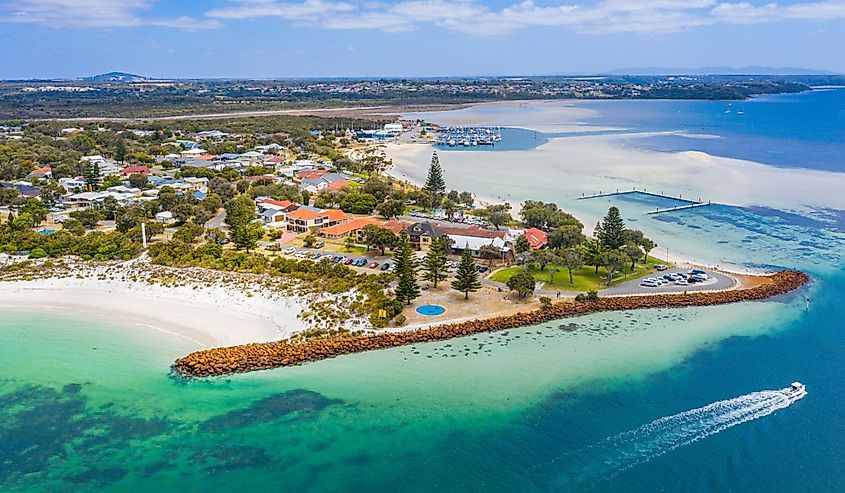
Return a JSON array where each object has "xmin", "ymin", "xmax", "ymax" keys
[
  {"xmin": 539, "ymin": 296, "xmax": 552, "ymax": 309},
  {"xmin": 575, "ymin": 290, "xmax": 599, "ymax": 302},
  {"xmin": 393, "ymin": 314, "xmax": 407, "ymax": 326}
]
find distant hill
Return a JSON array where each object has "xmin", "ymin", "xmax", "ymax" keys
[
  {"xmin": 80, "ymin": 72, "xmax": 149, "ymax": 83},
  {"xmin": 607, "ymin": 66, "xmax": 837, "ymax": 76}
]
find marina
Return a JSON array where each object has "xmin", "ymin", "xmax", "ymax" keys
[{"xmin": 435, "ymin": 126, "xmax": 503, "ymax": 147}]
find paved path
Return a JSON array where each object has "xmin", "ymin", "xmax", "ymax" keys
[{"xmin": 205, "ymin": 210, "xmax": 226, "ymax": 229}]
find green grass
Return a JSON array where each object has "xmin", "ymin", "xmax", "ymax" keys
[{"xmin": 489, "ymin": 256, "xmax": 669, "ymax": 292}]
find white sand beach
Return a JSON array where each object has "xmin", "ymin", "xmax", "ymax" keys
[{"xmin": 0, "ymin": 261, "xmax": 310, "ymax": 348}]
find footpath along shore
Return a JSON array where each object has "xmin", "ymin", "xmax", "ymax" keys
[{"xmin": 173, "ymin": 270, "xmax": 810, "ymax": 378}]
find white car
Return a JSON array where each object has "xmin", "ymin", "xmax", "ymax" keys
[
  {"xmin": 640, "ymin": 279, "xmax": 659, "ymax": 287},
  {"xmin": 675, "ymin": 279, "xmax": 689, "ymax": 286},
  {"xmin": 284, "ymin": 247, "xmax": 296, "ymax": 254}
]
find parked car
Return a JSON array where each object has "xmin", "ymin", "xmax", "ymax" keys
[
  {"xmin": 368, "ymin": 262, "xmax": 379, "ymax": 269},
  {"xmin": 314, "ymin": 241, "xmax": 325, "ymax": 249},
  {"xmin": 675, "ymin": 279, "xmax": 689, "ymax": 286},
  {"xmin": 344, "ymin": 258, "xmax": 354, "ymax": 265},
  {"xmin": 655, "ymin": 264, "xmax": 668, "ymax": 271},
  {"xmin": 284, "ymin": 246, "xmax": 296, "ymax": 254},
  {"xmin": 640, "ymin": 279, "xmax": 659, "ymax": 287},
  {"xmin": 380, "ymin": 263, "xmax": 391, "ymax": 271}
]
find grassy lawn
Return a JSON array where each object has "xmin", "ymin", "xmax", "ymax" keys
[{"xmin": 489, "ymin": 256, "xmax": 670, "ymax": 292}]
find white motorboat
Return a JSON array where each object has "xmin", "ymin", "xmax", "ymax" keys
[{"xmin": 781, "ymin": 382, "xmax": 807, "ymax": 402}]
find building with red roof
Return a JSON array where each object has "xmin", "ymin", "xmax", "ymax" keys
[
  {"xmin": 319, "ymin": 217, "xmax": 382, "ymax": 239},
  {"xmin": 120, "ymin": 166, "xmax": 150, "ymax": 177},
  {"xmin": 286, "ymin": 207, "xmax": 347, "ymax": 232}
]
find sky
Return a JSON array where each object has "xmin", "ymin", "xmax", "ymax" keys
[{"xmin": 1, "ymin": 0, "xmax": 844, "ymax": 78}]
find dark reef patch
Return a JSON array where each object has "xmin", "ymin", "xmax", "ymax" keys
[{"xmin": 201, "ymin": 389, "xmax": 343, "ymax": 432}]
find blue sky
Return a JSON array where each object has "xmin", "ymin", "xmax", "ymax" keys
[{"xmin": 1, "ymin": 0, "xmax": 844, "ymax": 78}]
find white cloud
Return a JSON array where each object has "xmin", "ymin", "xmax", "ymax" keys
[
  {"xmin": 0, "ymin": 0, "xmax": 220, "ymax": 29},
  {"xmin": 711, "ymin": 1, "xmax": 845, "ymax": 24}
]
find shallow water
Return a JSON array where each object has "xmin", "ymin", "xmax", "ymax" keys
[{"xmin": 4, "ymin": 92, "xmax": 845, "ymax": 491}]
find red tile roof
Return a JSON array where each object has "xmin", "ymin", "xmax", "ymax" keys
[
  {"xmin": 287, "ymin": 209, "xmax": 323, "ymax": 221},
  {"xmin": 522, "ymin": 228, "xmax": 548, "ymax": 249},
  {"xmin": 121, "ymin": 166, "xmax": 150, "ymax": 176},
  {"xmin": 31, "ymin": 166, "xmax": 52, "ymax": 175},
  {"xmin": 382, "ymin": 219, "xmax": 410, "ymax": 233},
  {"xmin": 320, "ymin": 217, "xmax": 382, "ymax": 236},
  {"xmin": 324, "ymin": 209, "xmax": 347, "ymax": 222},
  {"xmin": 325, "ymin": 180, "xmax": 350, "ymax": 191},
  {"xmin": 258, "ymin": 199, "xmax": 293, "ymax": 209},
  {"xmin": 297, "ymin": 169, "xmax": 328, "ymax": 180}
]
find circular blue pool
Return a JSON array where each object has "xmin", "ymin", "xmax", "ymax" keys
[{"xmin": 416, "ymin": 304, "xmax": 446, "ymax": 316}]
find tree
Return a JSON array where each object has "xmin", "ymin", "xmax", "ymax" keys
[
  {"xmin": 452, "ymin": 247, "xmax": 481, "ymax": 299},
  {"xmin": 301, "ymin": 190, "xmax": 311, "ymax": 206},
  {"xmin": 478, "ymin": 244, "xmax": 501, "ymax": 267},
  {"xmin": 559, "ymin": 247, "xmax": 583, "ymax": 285},
  {"xmin": 209, "ymin": 177, "xmax": 235, "ymax": 201},
  {"xmin": 20, "ymin": 198, "xmax": 48, "ymax": 225},
  {"xmin": 506, "ymin": 271, "xmax": 536, "ymax": 298},
  {"xmin": 82, "ymin": 160, "xmax": 100, "ymax": 191},
  {"xmin": 598, "ymin": 206, "xmax": 626, "ymax": 250},
  {"xmin": 115, "ymin": 204, "xmax": 148, "ymax": 232},
  {"xmin": 422, "ymin": 236, "xmax": 449, "ymax": 288},
  {"xmin": 128, "ymin": 173, "xmax": 148, "ymax": 189},
  {"xmin": 339, "ymin": 192, "xmax": 377, "ymax": 214},
  {"xmin": 520, "ymin": 201, "xmax": 582, "ymax": 231},
  {"xmin": 376, "ymin": 199, "xmax": 404, "ymax": 219},
  {"xmin": 39, "ymin": 182, "xmax": 66, "ymax": 207},
  {"xmin": 224, "ymin": 195, "xmax": 259, "ymax": 251},
  {"xmin": 201, "ymin": 193, "xmax": 223, "ymax": 213},
  {"xmin": 639, "ymin": 237, "xmax": 656, "ymax": 264},
  {"xmin": 529, "ymin": 248, "xmax": 559, "ymax": 283},
  {"xmin": 0, "ymin": 188, "xmax": 19, "ymax": 207},
  {"xmin": 447, "ymin": 190, "xmax": 460, "ymax": 203},
  {"xmin": 171, "ymin": 203, "xmax": 194, "ymax": 224},
  {"xmin": 173, "ymin": 222, "xmax": 204, "ymax": 243},
  {"xmin": 623, "ymin": 243, "xmax": 643, "ymax": 271},
  {"xmin": 344, "ymin": 236, "xmax": 356, "ymax": 251},
  {"xmin": 100, "ymin": 175, "xmax": 122, "ymax": 189},
  {"xmin": 393, "ymin": 232, "xmax": 420, "ymax": 305},
  {"xmin": 232, "ymin": 221, "xmax": 263, "ymax": 252},
  {"xmin": 548, "ymin": 224, "xmax": 585, "ymax": 250},
  {"xmin": 206, "ymin": 228, "xmax": 228, "ymax": 244},
  {"xmin": 114, "ymin": 137, "xmax": 127, "ymax": 164},
  {"xmin": 303, "ymin": 235, "xmax": 317, "ymax": 247},
  {"xmin": 582, "ymin": 237, "xmax": 605, "ymax": 276},
  {"xmin": 423, "ymin": 151, "xmax": 446, "ymax": 205},
  {"xmin": 459, "ymin": 191, "xmax": 473, "ymax": 207},
  {"xmin": 363, "ymin": 225, "xmax": 397, "ymax": 255},
  {"xmin": 69, "ymin": 209, "xmax": 103, "ymax": 229},
  {"xmin": 61, "ymin": 218, "xmax": 86, "ymax": 236},
  {"xmin": 600, "ymin": 250, "xmax": 629, "ymax": 287},
  {"xmin": 515, "ymin": 234, "xmax": 531, "ymax": 260},
  {"xmin": 488, "ymin": 210, "xmax": 510, "ymax": 230},
  {"xmin": 191, "ymin": 205, "xmax": 211, "ymax": 226},
  {"xmin": 441, "ymin": 198, "xmax": 457, "ymax": 219}
]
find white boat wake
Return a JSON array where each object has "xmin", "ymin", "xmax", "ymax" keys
[{"xmin": 537, "ymin": 387, "xmax": 803, "ymax": 488}]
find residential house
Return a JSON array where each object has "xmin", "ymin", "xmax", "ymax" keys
[
  {"xmin": 182, "ymin": 177, "xmax": 209, "ymax": 190},
  {"xmin": 26, "ymin": 167, "xmax": 52, "ymax": 180},
  {"xmin": 58, "ymin": 177, "xmax": 86, "ymax": 192},
  {"xmin": 319, "ymin": 217, "xmax": 383, "ymax": 240},
  {"xmin": 286, "ymin": 207, "xmax": 347, "ymax": 233},
  {"xmin": 120, "ymin": 166, "xmax": 150, "ymax": 177},
  {"xmin": 405, "ymin": 222, "xmax": 444, "ymax": 251}
]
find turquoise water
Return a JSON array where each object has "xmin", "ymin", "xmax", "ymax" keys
[
  {"xmin": 416, "ymin": 304, "xmax": 446, "ymax": 316},
  {"xmin": 4, "ymin": 91, "xmax": 845, "ymax": 491}
]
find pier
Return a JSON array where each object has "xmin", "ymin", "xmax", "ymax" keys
[{"xmin": 578, "ymin": 189, "xmax": 712, "ymax": 215}]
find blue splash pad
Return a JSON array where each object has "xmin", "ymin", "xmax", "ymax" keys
[{"xmin": 416, "ymin": 305, "xmax": 446, "ymax": 316}]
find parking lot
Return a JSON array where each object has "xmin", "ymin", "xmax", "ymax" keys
[
  {"xmin": 273, "ymin": 246, "xmax": 465, "ymax": 276},
  {"xmin": 601, "ymin": 268, "xmax": 736, "ymax": 296}
]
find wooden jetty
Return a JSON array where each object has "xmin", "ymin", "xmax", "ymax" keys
[{"xmin": 578, "ymin": 189, "xmax": 712, "ymax": 215}]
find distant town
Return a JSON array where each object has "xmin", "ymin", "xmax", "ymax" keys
[{"xmin": 2, "ymin": 73, "xmax": 840, "ymax": 119}]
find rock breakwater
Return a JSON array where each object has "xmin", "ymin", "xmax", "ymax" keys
[{"xmin": 174, "ymin": 270, "xmax": 809, "ymax": 378}]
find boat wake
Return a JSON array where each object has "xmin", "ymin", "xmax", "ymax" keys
[{"xmin": 537, "ymin": 388, "xmax": 801, "ymax": 488}]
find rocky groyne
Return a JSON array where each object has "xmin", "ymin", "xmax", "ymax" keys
[{"xmin": 173, "ymin": 270, "xmax": 809, "ymax": 378}]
